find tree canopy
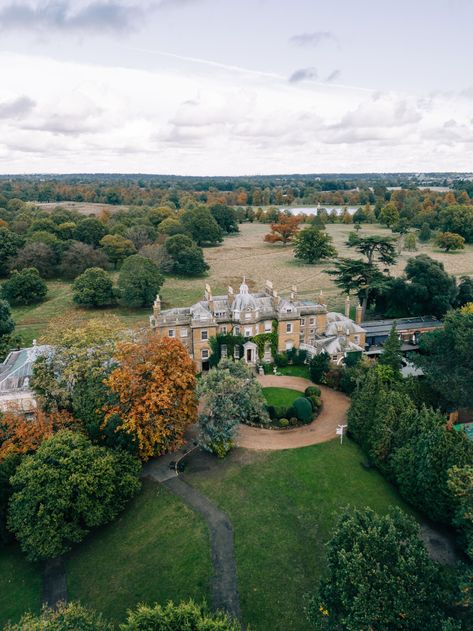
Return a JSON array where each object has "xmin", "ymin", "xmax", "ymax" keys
[
  {"xmin": 72, "ymin": 267, "xmax": 115, "ymax": 308},
  {"xmin": 1, "ymin": 267, "xmax": 47, "ymax": 306},
  {"xmin": 293, "ymin": 226, "xmax": 337, "ymax": 264},
  {"xmin": 117, "ymin": 254, "xmax": 164, "ymax": 307}
]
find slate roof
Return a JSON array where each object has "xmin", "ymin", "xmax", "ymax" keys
[{"xmin": 0, "ymin": 345, "xmax": 51, "ymax": 393}]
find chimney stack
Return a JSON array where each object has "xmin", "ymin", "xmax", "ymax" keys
[
  {"xmin": 345, "ymin": 295, "xmax": 350, "ymax": 318},
  {"xmin": 153, "ymin": 295, "xmax": 161, "ymax": 317},
  {"xmin": 205, "ymin": 283, "xmax": 214, "ymax": 310},
  {"xmin": 290, "ymin": 285, "xmax": 298, "ymax": 302},
  {"xmin": 355, "ymin": 304, "xmax": 363, "ymax": 325},
  {"xmin": 265, "ymin": 280, "xmax": 274, "ymax": 296},
  {"xmin": 227, "ymin": 286, "xmax": 234, "ymax": 307},
  {"xmin": 318, "ymin": 290, "xmax": 326, "ymax": 306}
]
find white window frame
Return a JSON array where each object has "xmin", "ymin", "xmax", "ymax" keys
[
  {"xmin": 201, "ymin": 330, "xmax": 208, "ymax": 341},
  {"xmin": 168, "ymin": 329, "xmax": 175, "ymax": 338},
  {"xmin": 264, "ymin": 320, "xmax": 272, "ymax": 332},
  {"xmin": 245, "ymin": 312, "xmax": 252, "ymax": 320},
  {"xmin": 221, "ymin": 325, "xmax": 227, "ymax": 334},
  {"xmin": 201, "ymin": 349, "xmax": 209, "ymax": 359},
  {"xmin": 244, "ymin": 327, "xmax": 252, "ymax": 337},
  {"xmin": 286, "ymin": 323, "xmax": 293, "ymax": 334},
  {"xmin": 221, "ymin": 344, "xmax": 228, "ymax": 358},
  {"xmin": 180, "ymin": 328, "xmax": 188, "ymax": 338}
]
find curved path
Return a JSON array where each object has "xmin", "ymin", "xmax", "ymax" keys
[
  {"xmin": 236, "ymin": 375, "xmax": 350, "ymax": 450},
  {"xmin": 143, "ymin": 439, "xmax": 241, "ymax": 621}
]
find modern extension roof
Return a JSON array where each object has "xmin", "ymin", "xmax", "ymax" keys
[{"xmin": 362, "ymin": 316, "xmax": 443, "ymax": 336}]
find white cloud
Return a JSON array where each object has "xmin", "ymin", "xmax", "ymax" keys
[{"xmin": 0, "ymin": 51, "xmax": 473, "ymax": 174}]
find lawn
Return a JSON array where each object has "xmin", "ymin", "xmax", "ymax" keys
[
  {"xmin": 277, "ymin": 365, "xmax": 310, "ymax": 379},
  {"xmin": 262, "ymin": 387, "xmax": 303, "ymax": 407},
  {"xmin": 184, "ymin": 440, "xmax": 414, "ymax": 631},
  {"xmin": 66, "ymin": 480, "xmax": 212, "ymax": 624},
  {"xmin": 0, "ymin": 545, "xmax": 41, "ymax": 628}
]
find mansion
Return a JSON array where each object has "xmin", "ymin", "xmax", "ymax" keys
[{"xmin": 150, "ymin": 279, "xmax": 366, "ymax": 371}]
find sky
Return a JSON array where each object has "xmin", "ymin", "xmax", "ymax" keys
[{"xmin": 0, "ymin": 0, "xmax": 472, "ymax": 175}]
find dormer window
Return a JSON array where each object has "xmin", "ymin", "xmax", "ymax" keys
[{"xmin": 245, "ymin": 313, "xmax": 251, "ymax": 320}]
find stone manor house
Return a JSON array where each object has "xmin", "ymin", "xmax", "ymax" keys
[{"xmin": 150, "ymin": 279, "xmax": 366, "ymax": 371}]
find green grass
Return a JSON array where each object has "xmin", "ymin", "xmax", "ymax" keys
[
  {"xmin": 278, "ymin": 365, "xmax": 310, "ymax": 379},
  {"xmin": 184, "ymin": 440, "xmax": 414, "ymax": 631},
  {"xmin": 262, "ymin": 387, "xmax": 302, "ymax": 407},
  {"xmin": 66, "ymin": 480, "xmax": 212, "ymax": 624},
  {"xmin": 0, "ymin": 545, "xmax": 41, "ymax": 627}
]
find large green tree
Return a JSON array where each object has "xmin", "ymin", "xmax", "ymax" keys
[
  {"xmin": 181, "ymin": 207, "xmax": 223, "ymax": 246},
  {"xmin": 0, "ymin": 298, "xmax": 15, "ymax": 337},
  {"xmin": 327, "ymin": 234, "xmax": 397, "ymax": 319},
  {"xmin": 74, "ymin": 217, "xmax": 107, "ymax": 246},
  {"xmin": 415, "ymin": 310, "xmax": 473, "ymax": 408},
  {"xmin": 293, "ymin": 226, "xmax": 337, "ymax": 264},
  {"xmin": 306, "ymin": 507, "xmax": 455, "ymax": 631},
  {"xmin": 8, "ymin": 430, "xmax": 141, "ymax": 560},
  {"xmin": 72, "ymin": 267, "xmax": 115, "ymax": 308},
  {"xmin": 210, "ymin": 203, "xmax": 239, "ymax": 234},
  {"xmin": 0, "ymin": 227, "xmax": 24, "ymax": 277},
  {"xmin": 99, "ymin": 234, "xmax": 136, "ymax": 269},
  {"xmin": 164, "ymin": 234, "xmax": 209, "ymax": 276},
  {"xmin": 378, "ymin": 324, "xmax": 403, "ymax": 373},
  {"xmin": 440, "ymin": 205, "xmax": 473, "ymax": 242},
  {"xmin": 118, "ymin": 254, "xmax": 164, "ymax": 307},
  {"xmin": 1, "ymin": 267, "xmax": 47, "ymax": 306},
  {"xmin": 59, "ymin": 241, "xmax": 109, "ymax": 280}
]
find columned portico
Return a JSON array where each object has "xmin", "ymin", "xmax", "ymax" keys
[{"xmin": 243, "ymin": 341, "xmax": 258, "ymax": 365}]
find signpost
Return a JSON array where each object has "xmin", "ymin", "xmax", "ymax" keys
[{"xmin": 336, "ymin": 424, "xmax": 347, "ymax": 445}]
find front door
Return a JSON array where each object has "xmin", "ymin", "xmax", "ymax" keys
[{"xmin": 246, "ymin": 348, "xmax": 252, "ymax": 362}]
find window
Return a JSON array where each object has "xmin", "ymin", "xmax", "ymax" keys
[
  {"xmin": 286, "ymin": 323, "xmax": 293, "ymax": 333},
  {"xmin": 244, "ymin": 327, "xmax": 252, "ymax": 337},
  {"xmin": 234, "ymin": 326, "xmax": 240, "ymax": 335},
  {"xmin": 234, "ymin": 346, "xmax": 240, "ymax": 359},
  {"xmin": 180, "ymin": 329, "xmax": 188, "ymax": 338},
  {"xmin": 220, "ymin": 325, "xmax": 227, "ymax": 334},
  {"xmin": 264, "ymin": 321, "xmax": 272, "ymax": 332},
  {"xmin": 301, "ymin": 318, "xmax": 305, "ymax": 325},
  {"xmin": 285, "ymin": 341, "xmax": 294, "ymax": 350},
  {"xmin": 201, "ymin": 330, "xmax": 208, "ymax": 341},
  {"xmin": 354, "ymin": 335, "xmax": 360, "ymax": 344},
  {"xmin": 221, "ymin": 344, "xmax": 228, "ymax": 358},
  {"xmin": 201, "ymin": 349, "xmax": 209, "ymax": 359},
  {"xmin": 245, "ymin": 313, "xmax": 251, "ymax": 320},
  {"xmin": 168, "ymin": 329, "xmax": 175, "ymax": 338},
  {"xmin": 310, "ymin": 318, "xmax": 315, "ymax": 325}
]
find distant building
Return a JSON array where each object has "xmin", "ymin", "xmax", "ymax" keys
[
  {"xmin": 150, "ymin": 279, "xmax": 365, "ymax": 371},
  {"xmin": 0, "ymin": 344, "xmax": 51, "ymax": 414}
]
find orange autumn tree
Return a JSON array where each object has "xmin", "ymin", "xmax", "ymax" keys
[
  {"xmin": 103, "ymin": 334, "xmax": 197, "ymax": 461},
  {"xmin": 263, "ymin": 215, "xmax": 300, "ymax": 245},
  {"xmin": 0, "ymin": 409, "xmax": 80, "ymax": 462}
]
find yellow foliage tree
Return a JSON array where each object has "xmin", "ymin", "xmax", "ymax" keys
[{"xmin": 103, "ymin": 334, "xmax": 197, "ymax": 461}]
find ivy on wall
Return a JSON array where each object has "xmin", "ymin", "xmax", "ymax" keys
[
  {"xmin": 209, "ymin": 320, "xmax": 279, "ymax": 365},
  {"xmin": 252, "ymin": 319, "xmax": 279, "ymax": 359}
]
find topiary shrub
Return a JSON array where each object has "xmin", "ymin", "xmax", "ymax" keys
[
  {"xmin": 286, "ymin": 405, "xmax": 296, "ymax": 419},
  {"xmin": 293, "ymin": 397, "xmax": 313, "ymax": 423},
  {"xmin": 309, "ymin": 395, "xmax": 321, "ymax": 410},
  {"xmin": 289, "ymin": 417, "xmax": 298, "ymax": 426},
  {"xmin": 279, "ymin": 418, "xmax": 289, "ymax": 427},
  {"xmin": 305, "ymin": 385, "xmax": 321, "ymax": 398}
]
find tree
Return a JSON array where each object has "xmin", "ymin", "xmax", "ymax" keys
[
  {"xmin": 415, "ymin": 310, "xmax": 473, "ymax": 408},
  {"xmin": 1, "ymin": 267, "xmax": 47, "ymax": 306},
  {"xmin": 104, "ymin": 335, "xmax": 197, "ymax": 461},
  {"xmin": 99, "ymin": 234, "xmax": 136, "ymax": 268},
  {"xmin": 198, "ymin": 360, "xmax": 269, "ymax": 456},
  {"xmin": 309, "ymin": 352, "xmax": 330, "ymax": 383},
  {"xmin": 10, "ymin": 241, "xmax": 56, "ymax": 278},
  {"xmin": 264, "ymin": 215, "xmax": 300, "ymax": 245},
  {"xmin": 59, "ymin": 241, "xmax": 109, "ymax": 280},
  {"xmin": 0, "ymin": 454, "xmax": 21, "ymax": 546},
  {"xmin": 418, "ymin": 222, "xmax": 432, "ymax": 242},
  {"xmin": 157, "ymin": 217, "xmax": 186, "ymax": 236},
  {"xmin": 121, "ymin": 600, "xmax": 242, "ymax": 631},
  {"xmin": 457, "ymin": 276, "xmax": 473, "ymax": 308},
  {"xmin": 436, "ymin": 232, "xmax": 465, "ymax": 252},
  {"xmin": 164, "ymin": 234, "xmax": 209, "ymax": 276},
  {"xmin": 0, "ymin": 298, "xmax": 15, "ymax": 337},
  {"xmin": 31, "ymin": 316, "xmax": 125, "ymax": 413},
  {"xmin": 0, "ymin": 227, "xmax": 24, "ymax": 276},
  {"xmin": 125, "ymin": 223, "xmax": 156, "ymax": 250},
  {"xmin": 72, "ymin": 267, "xmax": 115, "ymax": 308},
  {"xmin": 293, "ymin": 227, "xmax": 337, "ymax": 264},
  {"xmin": 8, "ymin": 430, "xmax": 141, "ymax": 560},
  {"xmin": 448, "ymin": 465, "xmax": 473, "ymax": 559},
  {"xmin": 378, "ymin": 324, "xmax": 403, "ymax": 373},
  {"xmin": 306, "ymin": 507, "xmax": 454, "ymax": 631},
  {"xmin": 379, "ymin": 202, "xmax": 400, "ymax": 227},
  {"xmin": 117, "ymin": 255, "xmax": 164, "ymax": 308},
  {"xmin": 440, "ymin": 205, "xmax": 473, "ymax": 242},
  {"xmin": 327, "ymin": 235, "xmax": 397, "ymax": 319},
  {"xmin": 4, "ymin": 602, "xmax": 113, "ymax": 631},
  {"xmin": 74, "ymin": 217, "xmax": 107, "ymax": 246},
  {"xmin": 403, "ymin": 232, "xmax": 417, "ymax": 251},
  {"xmin": 210, "ymin": 203, "xmax": 239, "ymax": 233},
  {"xmin": 0, "ymin": 408, "xmax": 80, "ymax": 462},
  {"xmin": 181, "ymin": 207, "xmax": 223, "ymax": 246}
]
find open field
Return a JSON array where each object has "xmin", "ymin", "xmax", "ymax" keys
[
  {"xmin": 8, "ymin": 222, "xmax": 473, "ymax": 345},
  {"xmin": 184, "ymin": 439, "xmax": 414, "ymax": 631},
  {"xmin": 35, "ymin": 201, "xmax": 129, "ymax": 216}
]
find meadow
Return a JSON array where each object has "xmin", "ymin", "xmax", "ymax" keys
[{"xmin": 9, "ymin": 221, "xmax": 473, "ymax": 346}]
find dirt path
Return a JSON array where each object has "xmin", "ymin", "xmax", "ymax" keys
[
  {"xmin": 236, "ymin": 375, "xmax": 350, "ymax": 450},
  {"xmin": 42, "ymin": 557, "xmax": 67, "ymax": 608},
  {"xmin": 144, "ymin": 436, "xmax": 241, "ymax": 621}
]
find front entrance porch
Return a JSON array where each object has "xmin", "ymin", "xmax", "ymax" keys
[{"xmin": 243, "ymin": 341, "xmax": 258, "ymax": 365}]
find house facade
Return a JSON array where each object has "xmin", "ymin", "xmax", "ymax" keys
[
  {"xmin": 150, "ymin": 279, "xmax": 366, "ymax": 371},
  {"xmin": 0, "ymin": 344, "xmax": 51, "ymax": 414}
]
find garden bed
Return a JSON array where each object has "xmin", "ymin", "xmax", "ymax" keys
[{"xmin": 260, "ymin": 386, "xmax": 321, "ymax": 429}]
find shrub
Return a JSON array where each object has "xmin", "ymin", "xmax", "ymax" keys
[
  {"xmin": 308, "ymin": 395, "xmax": 321, "ymax": 410},
  {"xmin": 309, "ymin": 352, "xmax": 330, "ymax": 382},
  {"xmin": 304, "ymin": 385, "xmax": 321, "ymax": 398},
  {"xmin": 295, "ymin": 348, "xmax": 308, "ymax": 365},
  {"xmin": 325, "ymin": 367, "xmax": 343, "ymax": 390},
  {"xmin": 279, "ymin": 418, "xmax": 289, "ymax": 427},
  {"xmin": 274, "ymin": 405, "xmax": 288, "ymax": 419},
  {"xmin": 275, "ymin": 353, "xmax": 289, "ymax": 367},
  {"xmin": 210, "ymin": 440, "xmax": 233, "ymax": 458},
  {"xmin": 266, "ymin": 404, "xmax": 276, "ymax": 419},
  {"xmin": 263, "ymin": 363, "xmax": 274, "ymax": 375},
  {"xmin": 289, "ymin": 417, "xmax": 298, "ymax": 426},
  {"xmin": 293, "ymin": 397, "xmax": 313, "ymax": 423},
  {"xmin": 286, "ymin": 405, "xmax": 296, "ymax": 419}
]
